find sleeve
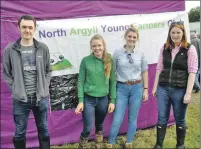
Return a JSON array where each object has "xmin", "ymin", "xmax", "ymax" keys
[
  {"xmin": 156, "ymin": 46, "xmax": 164, "ymax": 72},
  {"xmin": 77, "ymin": 58, "xmax": 86, "ymax": 102},
  {"xmin": 187, "ymin": 45, "xmax": 198, "ymax": 73},
  {"xmin": 2, "ymin": 48, "xmax": 13, "ymax": 89},
  {"xmin": 112, "ymin": 50, "xmax": 117, "ymax": 72},
  {"xmin": 109, "ymin": 57, "xmax": 117, "ymax": 104},
  {"xmin": 45, "ymin": 44, "xmax": 52, "ymax": 86},
  {"xmin": 141, "ymin": 51, "xmax": 148, "ymax": 72},
  {"xmin": 196, "ymin": 40, "xmax": 200, "ymax": 68}
]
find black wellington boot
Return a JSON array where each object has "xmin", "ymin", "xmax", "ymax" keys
[
  {"xmin": 176, "ymin": 126, "xmax": 187, "ymax": 149},
  {"xmin": 154, "ymin": 125, "xmax": 167, "ymax": 149},
  {"xmin": 39, "ymin": 136, "xmax": 50, "ymax": 149},
  {"xmin": 13, "ymin": 138, "xmax": 26, "ymax": 149}
]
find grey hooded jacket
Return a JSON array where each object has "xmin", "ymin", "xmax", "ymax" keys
[{"xmin": 3, "ymin": 38, "xmax": 52, "ymax": 103}]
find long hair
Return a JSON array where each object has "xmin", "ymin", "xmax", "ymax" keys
[
  {"xmin": 165, "ymin": 23, "xmax": 188, "ymax": 49},
  {"xmin": 90, "ymin": 34, "xmax": 111, "ymax": 78}
]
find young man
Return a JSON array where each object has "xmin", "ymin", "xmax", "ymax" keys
[{"xmin": 2, "ymin": 15, "xmax": 52, "ymax": 149}]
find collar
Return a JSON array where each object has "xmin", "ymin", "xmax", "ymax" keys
[
  {"xmin": 12, "ymin": 38, "xmax": 40, "ymax": 51},
  {"xmin": 90, "ymin": 53, "xmax": 104, "ymax": 61},
  {"xmin": 123, "ymin": 45, "xmax": 135, "ymax": 53},
  {"xmin": 169, "ymin": 43, "xmax": 181, "ymax": 50}
]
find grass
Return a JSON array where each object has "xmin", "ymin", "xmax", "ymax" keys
[{"xmin": 51, "ymin": 91, "xmax": 200, "ymax": 148}]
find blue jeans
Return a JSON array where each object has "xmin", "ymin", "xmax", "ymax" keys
[
  {"xmin": 81, "ymin": 94, "xmax": 108, "ymax": 138},
  {"xmin": 157, "ymin": 85, "xmax": 188, "ymax": 127},
  {"xmin": 108, "ymin": 82, "xmax": 143, "ymax": 144},
  {"xmin": 13, "ymin": 95, "xmax": 49, "ymax": 140}
]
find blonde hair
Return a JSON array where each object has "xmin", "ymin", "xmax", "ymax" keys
[
  {"xmin": 124, "ymin": 24, "xmax": 139, "ymax": 39},
  {"xmin": 90, "ymin": 34, "xmax": 111, "ymax": 78},
  {"xmin": 165, "ymin": 24, "xmax": 188, "ymax": 49}
]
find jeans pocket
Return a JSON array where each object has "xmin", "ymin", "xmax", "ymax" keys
[
  {"xmin": 12, "ymin": 83, "xmax": 16, "ymax": 94},
  {"xmin": 39, "ymin": 98, "xmax": 48, "ymax": 112}
]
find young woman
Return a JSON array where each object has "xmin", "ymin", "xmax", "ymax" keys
[
  {"xmin": 152, "ymin": 22, "xmax": 198, "ymax": 149},
  {"xmin": 107, "ymin": 24, "xmax": 148, "ymax": 148},
  {"xmin": 75, "ymin": 34, "xmax": 116, "ymax": 148}
]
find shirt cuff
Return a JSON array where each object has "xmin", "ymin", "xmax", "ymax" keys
[
  {"xmin": 79, "ymin": 97, "xmax": 84, "ymax": 103},
  {"xmin": 110, "ymin": 98, "xmax": 116, "ymax": 104},
  {"xmin": 156, "ymin": 68, "xmax": 162, "ymax": 73},
  {"xmin": 142, "ymin": 67, "xmax": 148, "ymax": 72},
  {"xmin": 188, "ymin": 68, "xmax": 198, "ymax": 73}
]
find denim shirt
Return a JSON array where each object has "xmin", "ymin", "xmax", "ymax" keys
[{"xmin": 113, "ymin": 46, "xmax": 148, "ymax": 82}]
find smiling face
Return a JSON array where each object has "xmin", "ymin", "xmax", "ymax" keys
[
  {"xmin": 91, "ymin": 39, "xmax": 104, "ymax": 58},
  {"xmin": 170, "ymin": 26, "xmax": 183, "ymax": 45},
  {"xmin": 125, "ymin": 31, "xmax": 138, "ymax": 48},
  {"xmin": 18, "ymin": 19, "xmax": 36, "ymax": 41}
]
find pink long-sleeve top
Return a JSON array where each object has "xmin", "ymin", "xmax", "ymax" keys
[{"xmin": 156, "ymin": 44, "xmax": 198, "ymax": 73}]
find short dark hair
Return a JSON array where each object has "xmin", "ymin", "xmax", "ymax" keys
[{"xmin": 18, "ymin": 15, "xmax": 36, "ymax": 27}]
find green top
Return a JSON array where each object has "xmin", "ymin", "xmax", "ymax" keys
[{"xmin": 78, "ymin": 53, "xmax": 116, "ymax": 103}]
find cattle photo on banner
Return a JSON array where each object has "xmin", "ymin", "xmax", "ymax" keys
[{"xmin": 35, "ymin": 11, "xmax": 190, "ymax": 111}]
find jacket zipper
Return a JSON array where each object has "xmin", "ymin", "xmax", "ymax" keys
[
  {"xmin": 35, "ymin": 49, "xmax": 39, "ymax": 106},
  {"xmin": 169, "ymin": 62, "xmax": 173, "ymax": 84},
  {"xmin": 15, "ymin": 49, "xmax": 28, "ymax": 101},
  {"xmin": 168, "ymin": 48, "xmax": 180, "ymax": 85}
]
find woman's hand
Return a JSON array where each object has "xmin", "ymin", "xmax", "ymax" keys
[
  {"xmin": 143, "ymin": 89, "xmax": 148, "ymax": 102},
  {"xmin": 152, "ymin": 71, "xmax": 160, "ymax": 97},
  {"xmin": 108, "ymin": 103, "xmax": 115, "ymax": 113},
  {"xmin": 152, "ymin": 87, "xmax": 157, "ymax": 97},
  {"xmin": 183, "ymin": 93, "xmax": 191, "ymax": 104},
  {"xmin": 75, "ymin": 102, "xmax": 84, "ymax": 114}
]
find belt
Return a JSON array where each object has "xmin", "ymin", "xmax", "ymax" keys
[
  {"xmin": 118, "ymin": 80, "xmax": 141, "ymax": 85},
  {"xmin": 27, "ymin": 92, "xmax": 36, "ymax": 98}
]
